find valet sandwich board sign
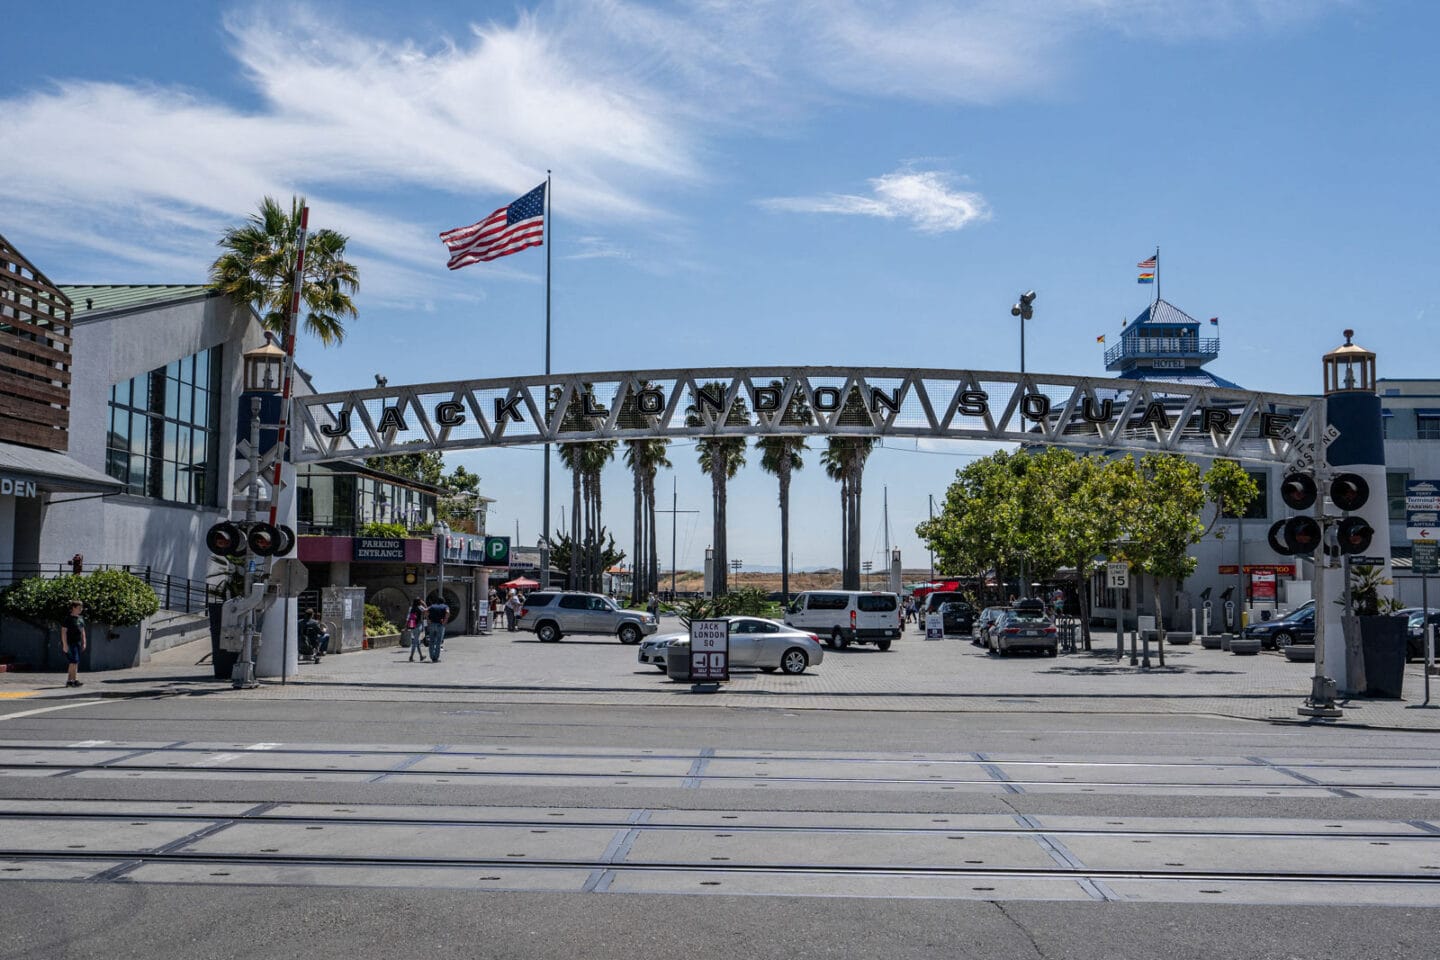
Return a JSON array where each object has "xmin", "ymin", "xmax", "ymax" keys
[
  {"xmin": 690, "ymin": 619, "xmax": 729, "ymax": 682},
  {"xmin": 925, "ymin": 613, "xmax": 945, "ymax": 640}
]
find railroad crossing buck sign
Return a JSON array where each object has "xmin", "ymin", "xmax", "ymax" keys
[
  {"xmin": 289, "ymin": 366, "xmax": 1321, "ymax": 467},
  {"xmin": 690, "ymin": 619, "xmax": 729, "ymax": 682}
]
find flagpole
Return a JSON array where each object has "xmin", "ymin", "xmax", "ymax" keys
[
  {"xmin": 1154, "ymin": 246, "xmax": 1161, "ymax": 304},
  {"xmin": 541, "ymin": 170, "xmax": 553, "ymax": 588}
]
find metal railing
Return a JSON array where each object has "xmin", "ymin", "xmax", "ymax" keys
[
  {"xmin": 1104, "ymin": 336, "xmax": 1220, "ymax": 367},
  {"xmin": 0, "ymin": 563, "xmax": 214, "ymax": 615}
]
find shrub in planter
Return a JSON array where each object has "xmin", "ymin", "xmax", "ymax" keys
[
  {"xmin": 0, "ymin": 570, "xmax": 159, "ymax": 627},
  {"xmin": 359, "ymin": 522, "xmax": 408, "ymax": 539},
  {"xmin": 363, "ymin": 603, "xmax": 399, "ymax": 638}
]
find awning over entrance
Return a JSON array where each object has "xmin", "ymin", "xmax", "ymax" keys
[{"xmin": 0, "ymin": 441, "xmax": 124, "ymax": 495}]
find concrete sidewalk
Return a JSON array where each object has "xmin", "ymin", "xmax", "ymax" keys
[{"xmin": 3, "ymin": 623, "xmax": 1438, "ymax": 731}]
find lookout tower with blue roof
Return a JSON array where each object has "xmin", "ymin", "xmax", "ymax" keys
[{"xmin": 1103, "ymin": 299, "xmax": 1237, "ymax": 388}]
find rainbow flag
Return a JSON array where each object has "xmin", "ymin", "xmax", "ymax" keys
[{"xmin": 1137, "ymin": 272, "xmax": 1155, "ymax": 284}]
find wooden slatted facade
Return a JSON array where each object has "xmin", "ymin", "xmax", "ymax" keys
[{"xmin": 0, "ymin": 234, "xmax": 72, "ymax": 451}]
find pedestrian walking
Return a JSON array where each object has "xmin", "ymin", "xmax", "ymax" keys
[
  {"xmin": 404, "ymin": 598, "xmax": 426, "ymax": 662},
  {"xmin": 60, "ymin": 600, "xmax": 86, "ymax": 687},
  {"xmin": 425, "ymin": 595, "xmax": 450, "ymax": 662},
  {"xmin": 647, "ymin": 592, "xmax": 659, "ymax": 619},
  {"xmin": 504, "ymin": 590, "xmax": 521, "ymax": 632}
]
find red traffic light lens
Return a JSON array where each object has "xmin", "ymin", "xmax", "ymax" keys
[
  {"xmin": 1267, "ymin": 520, "xmax": 1294, "ymax": 556},
  {"xmin": 1283, "ymin": 516, "xmax": 1323, "ymax": 553},
  {"xmin": 1279, "ymin": 473, "xmax": 1317, "ymax": 511},
  {"xmin": 1330, "ymin": 473, "xmax": 1370, "ymax": 512},
  {"xmin": 1336, "ymin": 516, "xmax": 1374, "ymax": 555}
]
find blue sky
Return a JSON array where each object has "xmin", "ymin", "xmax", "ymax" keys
[{"xmin": 3, "ymin": 1, "xmax": 1437, "ymax": 574}]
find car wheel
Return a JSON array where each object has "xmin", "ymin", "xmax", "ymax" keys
[
  {"xmin": 537, "ymin": 622, "xmax": 561, "ymax": 643},
  {"xmin": 780, "ymin": 648, "xmax": 809, "ymax": 674},
  {"xmin": 876, "ymin": 639, "xmax": 892, "ymax": 652},
  {"xmin": 832, "ymin": 629, "xmax": 848, "ymax": 650},
  {"xmin": 1047, "ymin": 647, "xmax": 1058, "ymax": 658},
  {"xmin": 618, "ymin": 624, "xmax": 641, "ymax": 645},
  {"xmin": 1272, "ymin": 630, "xmax": 1293, "ymax": 649},
  {"xmin": 656, "ymin": 664, "xmax": 668, "ymax": 672}
]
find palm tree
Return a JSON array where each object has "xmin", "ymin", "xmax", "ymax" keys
[
  {"xmin": 821, "ymin": 442, "xmax": 850, "ymax": 583},
  {"xmin": 581, "ymin": 439, "xmax": 617, "ymax": 592},
  {"xmin": 624, "ymin": 438, "xmax": 671, "ymax": 603},
  {"xmin": 825, "ymin": 387, "xmax": 877, "ymax": 590},
  {"xmin": 209, "ymin": 195, "xmax": 359, "ymax": 345},
  {"xmin": 756, "ymin": 382, "xmax": 810, "ymax": 603},
  {"xmin": 687, "ymin": 381, "xmax": 748, "ymax": 596}
]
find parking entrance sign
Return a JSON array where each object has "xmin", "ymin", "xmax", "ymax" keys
[{"xmin": 690, "ymin": 619, "xmax": 729, "ymax": 682}]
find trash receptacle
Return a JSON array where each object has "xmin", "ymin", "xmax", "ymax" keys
[
  {"xmin": 1360, "ymin": 615, "xmax": 1406, "ymax": 699},
  {"xmin": 665, "ymin": 643, "xmax": 691, "ymax": 682}
]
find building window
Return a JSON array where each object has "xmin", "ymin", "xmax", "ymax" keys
[
  {"xmin": 1388, "ymin": 470, "xmax": 1412, "ymax": 522},
  {"xmin": 106, "ymin": 348, "xmax": 222, "ymax": 505},
  {"xmin": 1418, "ymin": 413, "xmax": 1440, "ymax": 440}
]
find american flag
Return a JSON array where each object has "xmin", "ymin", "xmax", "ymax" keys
[
  {"xmin": 440, "ymin": 183, "xmax": 546, "ymax": 269},
  {"xmin": 1136, "ymin": 255, "xmax": 1157, "ymax": 269}
]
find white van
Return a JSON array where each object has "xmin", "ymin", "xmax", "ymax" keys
[{"xmin": 784, "ymin": 591, "xmax": 901, "ymax": 650}]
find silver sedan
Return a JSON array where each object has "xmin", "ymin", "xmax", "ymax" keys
[{"xmin": 638, "ymin": 616, "xmax": 825, "ymax": 675}]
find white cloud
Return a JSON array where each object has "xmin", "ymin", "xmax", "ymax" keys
[
  {"xmin": 0, "ymin": 1, "xmax": 1346, "ymax": 288},
  {"xmin": 0, "ymin": 7, "xmax": 698, "ymax": 289},
  {"xmin": 761, "ymin": 170, "xmax": 990, "ymax": 233}
]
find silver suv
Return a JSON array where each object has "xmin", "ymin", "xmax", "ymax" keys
[{"xmin": 517, "ymin": 591, "xmax": 659, "ymax": 644}]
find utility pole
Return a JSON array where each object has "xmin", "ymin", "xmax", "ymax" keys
[
  {"xmin": 656, "ymin": 477, "xmax": 698, "ymax": 599},
  {"xmin": 928, "ymin": 494, "xmax": 935, "ymax": 582}
]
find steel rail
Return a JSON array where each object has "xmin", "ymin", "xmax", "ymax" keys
[
  {"xmin": 5, "ymin": 742, "xmax": 1438, "ymax": 772},
  {"xmin": 3, "ymin": 847, "xmax": 1439, "ymax": 887},
  {"xmin": 2, "ymin": 808, "xmax": 1436, "ymax": 843},
  {"xmin": 1, "ymin": 758, "xmax": 1435, "ymax": 792}
]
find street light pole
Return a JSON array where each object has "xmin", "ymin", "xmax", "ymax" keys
[{"xmin": 1011, "ymin": 291, "xmax": 1036, "ymax": 375}]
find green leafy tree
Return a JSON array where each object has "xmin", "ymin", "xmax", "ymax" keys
[
  {"xmin": 1114, "ymin": 454, "xmax": 1206, "ymax": 656},
  {"xmin": 1202, "ymin": 459, "xmax": 1261, "ymax": 537},
  {"xmin": 209, "ymin": 195, "xmax": 359, "ymax": 345}
]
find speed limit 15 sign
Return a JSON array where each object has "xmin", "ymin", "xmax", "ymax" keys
[{"xmin": 1106, "ymin": 562, "xmax": 1130, "ymax": 589}]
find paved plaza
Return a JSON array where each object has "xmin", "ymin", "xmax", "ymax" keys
[{"xmin": 3, "ymin": 617, "xmax": 1436, "ymax": 729}]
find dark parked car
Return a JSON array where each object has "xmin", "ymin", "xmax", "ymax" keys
[
  {"xmin": 972, "ymin": 606, "xmax": 1010, "ymax": 647},
  {"xmin": 922, "ymin": 592, "xmax": 974, "ymax": 632},
  {"xmin": 939, "ymin": 602, "xmax": 974, "ymax": 636},
  {"xmin": 1244, "ymin": 603, "xmax": 1315, "ymax": 650},
  {"xmin": 1399, "ymin": 607, "xmax": 1439, "ymax": 661}
]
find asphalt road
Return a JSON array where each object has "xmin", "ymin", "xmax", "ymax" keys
[{"xmin": 2, "ymin": 696, "xmax": 1438, "ymax": 959}]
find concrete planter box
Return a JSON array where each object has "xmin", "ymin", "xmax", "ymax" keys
[
  {"xmin": 1165, "ymin": 631, "xmax": 1194, "ymax": 646},
  {"xmin": 1200, "ymin": 635, "xmax": 1224, "ymax": 650},
  {"xmin": 1283, "ymin": 644, "xmax": 1316, "ymax": 662},
  {"xmin": 1229, "ymin": 638, "xmax": 1262, "ymax": 656},
  {"xmin": 369, "ymin": 633, "xmax": 403, "ymax": 649},
  {"xmin": 0, "ymin": 616, "xmax": 146, "ymax": 672}
]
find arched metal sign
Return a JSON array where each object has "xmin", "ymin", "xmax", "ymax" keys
[{"xmin": 292, "ymin": 366, "xmax": 1320, "ymax": 466}]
